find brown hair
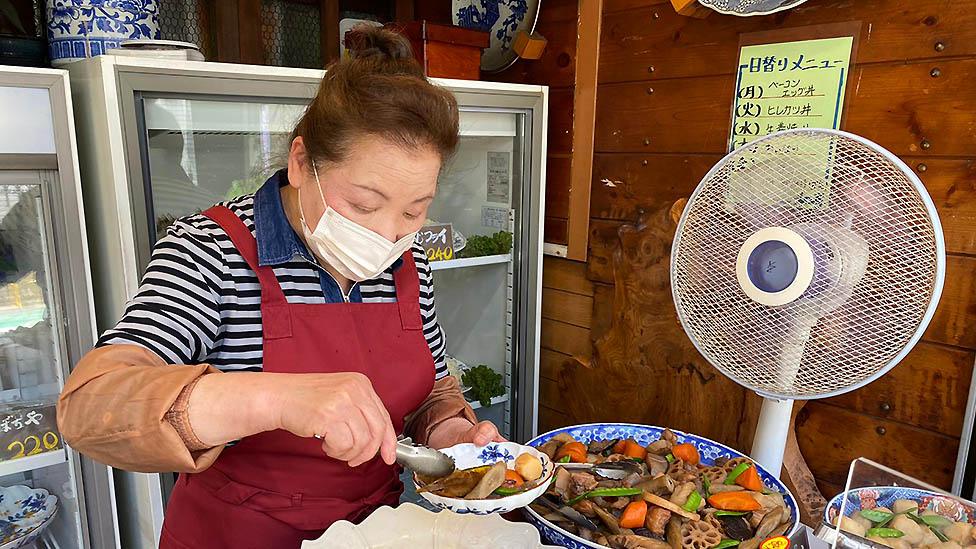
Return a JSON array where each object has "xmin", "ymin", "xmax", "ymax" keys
[{"xmin": 291, "ymin": 25, "xmax": 460, "ymax": 168}]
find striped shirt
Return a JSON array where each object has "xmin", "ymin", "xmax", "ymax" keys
[{"xmin": 98, "ymin": 170, "xmax": 448, "ymax": 380}]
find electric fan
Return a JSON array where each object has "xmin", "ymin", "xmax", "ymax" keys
[{"xmin": 670, "ymin": 129, "xmax": 945, "ymax": 476}]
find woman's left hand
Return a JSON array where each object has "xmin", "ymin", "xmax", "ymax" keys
[{"xmin": 428, "ymin": 418, "xmax": 505, "ymax": 449}]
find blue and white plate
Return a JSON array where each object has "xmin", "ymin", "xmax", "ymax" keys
[
  {"xmin": 522, "ymin": 423, "xmax": 800, "ymax": 549},
  {"xmin": 414, "ymin": 442, "xmax": 555, "ymax": 515},
  {"xmin": 452, "ymin": 0, "xmax": 541, "ymax": 73},
  {"xmin": 0, "ymin": 485, "xmax": 58, "ymax": 549},
  {"xmin": 698, "ymin": 0, "xmax": 809, "ymax": 16},
  {"xmin": 824, "ymin": 486, "xmax": 976, "ymax": 528}
]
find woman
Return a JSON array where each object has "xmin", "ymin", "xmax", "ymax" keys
[{"xmin": 57, "ymin": 27, "xmax": 501, "ymax": 548}]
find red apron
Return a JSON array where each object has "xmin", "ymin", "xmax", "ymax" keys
[{"xmin": 159, "ymin": 206, "xmax": 435, "ymax": 549}]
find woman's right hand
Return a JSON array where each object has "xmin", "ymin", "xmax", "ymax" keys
[{"xmin": 267, "ymin": 372, "xmax": 398, "ymax": 467}]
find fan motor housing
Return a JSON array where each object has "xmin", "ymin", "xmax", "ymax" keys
[{"xmin": 735, "ymin": 227, "xmax": 814, "ymax": 306}]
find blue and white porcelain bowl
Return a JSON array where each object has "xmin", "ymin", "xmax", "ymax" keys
[
  {"xmin": 452, "ymin": 0, "xmax": 541, "ymax": 72},
  {"xmin": 522, "ymin": 423, "xmax": 800, "ymax": 549},
  {"xmin": 0, "ymin": 485, "xmax": 58, "ymax": 549},
  {"xmin": 46, "ymin": 0, "xmax": 160, "ymax": 66},
  {"xmin": 824, "ymin": 486, "xmax": 976, "ymax": 528},
  {"xmin": 414, "ymin": 442, "xmax": 555, "ymax": 515}
]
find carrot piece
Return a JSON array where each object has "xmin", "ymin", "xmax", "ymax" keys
[
  {"xmin": 672, "ymin": 443, "xmax": 700, "ymax": 465},
  {"xmin": 620, "ymin": 500, "xmax": 648, "ymax": 529},
  {"xmin": 623, "ymin": 440, "xmax": 647, "ymax": 460},
  {"xmin": 612, "ymin": 439, "xmax": 629, "ymax": 455},
  {"xmin": 734, "ymin": 465, "xmax": 764, "ymax": 492},
  {"xmin": 707, "ymin": 492, "xmax": 761, "ymax": 511},
  {"xmin": 555, "ymin": 441, "xmax": 588, "ymax": 463},
  {"xmin": 504, "ymin": 469, "xmax": 525, "ymax": 488}
]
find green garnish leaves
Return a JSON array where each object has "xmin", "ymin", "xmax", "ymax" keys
[
  {"xmin": 860, "ymin": 509, "xmax": 894, "ymax": 523},
  {"xmin": 866, "ymin": 528, "xmax": 904, "ymax": 538},
  {"xmin": 725, "ymin": 463, "xmax": 751, "ymax": 485}
]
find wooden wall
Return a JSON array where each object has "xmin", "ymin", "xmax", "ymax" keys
[
  {"xmin": 497, "ymin": 0, "xmax": 579, "ymax": 246},
  {"xmin": 498, "ymin": 0, "xmax": 976, "ymax": 498}
]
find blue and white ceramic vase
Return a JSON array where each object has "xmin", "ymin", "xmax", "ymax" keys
[{"xmin": 46, "ymin": 0, "xmax": 160, "ymax": 66}]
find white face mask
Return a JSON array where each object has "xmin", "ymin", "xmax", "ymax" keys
[{"xmin": 298, "ymin": 163, "xmax": 416, "ymax": 282}]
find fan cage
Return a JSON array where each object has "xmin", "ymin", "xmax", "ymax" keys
[{"xmin": 670, "ymin": 129, "xmax": 945, "ymax": 400}]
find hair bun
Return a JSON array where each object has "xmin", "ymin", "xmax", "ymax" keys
[{"xmin": 344, "ymin": 24, "xmax": 413, "ymax": 62}]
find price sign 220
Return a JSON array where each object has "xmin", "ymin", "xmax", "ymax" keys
[{"xmin": 0, "ymin": 404, "xmax": 63, "ymax": 462}]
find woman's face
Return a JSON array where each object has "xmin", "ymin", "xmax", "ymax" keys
[{"xmin": 289, "ymin": 135, "xmax": 441, "ymax": 243}]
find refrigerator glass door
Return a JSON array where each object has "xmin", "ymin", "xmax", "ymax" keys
[
  {"xmin": 425, "ymin": 109, "xmax": 527, "ymax": 441},
  {"xmin": 0, "ymin": 172, "xmax": 85, "ymax": 548},
  {"xmin": 139, "ymin": 96, "xmax": 308, "ymax": 240}
]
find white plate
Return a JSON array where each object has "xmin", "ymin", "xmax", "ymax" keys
[
  {"xmin": 0, "ymin": 485, "xmax": 58, "ymax": 549},
  {"xmin": 305, "ymin": 503, "xmax": 561, "ymax": 548},
  {"xmin": 414, "ymin": 442, "xmax": 554, "ymax": 515}
]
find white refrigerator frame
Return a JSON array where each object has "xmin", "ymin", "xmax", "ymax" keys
[
  {"xmin": 0, "ymin": 65, "xmax": 121, "ymax": 549},
  {"xmin": 66, "ymin": 55, "xmax": 546, "ymax": 547}
]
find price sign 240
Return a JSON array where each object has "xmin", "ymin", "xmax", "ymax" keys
[{"xmin": 419, "ymin": 223, "xmax": 455, "ymax": 262}]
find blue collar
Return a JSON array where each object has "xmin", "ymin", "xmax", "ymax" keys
[
  {"xmin": 252, "ymin": 169, "xmax": 404, "ymax": 272},
  {"xmin": 254, "ymin": 170, "xmax": 316, "ymax": 267}
]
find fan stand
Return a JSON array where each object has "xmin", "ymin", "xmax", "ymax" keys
[{"xmin": 751, "ymin": 397, "xmax": 794, "ymax": 476}]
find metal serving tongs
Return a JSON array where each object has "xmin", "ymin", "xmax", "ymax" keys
[
  {"xmin": 396, "ymin": 435, "xmax": 456, "ymax": 477},
  {"xmin": 536, "ymin": 495, "xmax": 600, "ymax": 532},
  {"xmin": 559, "ymin": 460, "xmax": 643, "ymax": 480}
]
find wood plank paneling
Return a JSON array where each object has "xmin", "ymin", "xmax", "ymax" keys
[
  {"xmin": 540, "ymin": 405, "xmax": 573, "ymax": 434},
  {"xmin": 565, "ymin": 0, "xmax": 603, "ymax": 262},
  {"xmin": 589, "ymin": 223, "xmax": 976, "ymax": 349},
  {"xmin": 916, "ymin": 158, "xmax": 976, "ymax": 256},
  {"xmin": 591, "ymin": 283, "xmax": 614, "ymax": 344},
  {"xmin": 545, "ymin": 155, "xmax": 571, "ymax": 219},
  {"xmin": 824, "ymin": 342, "xmax": 974, "ymax": 437},
  {"xmin": 540, "ymin": 378, "xmax": 567, "ymax": 413},
  {"xmin": 844, "ymin": 60, "xmax": 976, "ymax": 158},
  {"xmin": 523, "ymin": 0, "xmax": 976, "ymax": 504},
  {"xmin": 239, "ymin": 0, "xmax": 263, "ymax": 64},
  {"xmin": 596, "ymin": 75, "xmax": 734, "ymax": 154},
  {"xmin": 587, "ymin": 219, "xmax": 624, "ymax": 285},
  {"xmin": 548, "ymin": 87, "xmax": 575, "ymax": 154},
  {"xmin": 214, "ymin": 0, "xmax": 241, "ymax": 62},
  {"xmin": 543, "ymin": 256, "xmax": 595, "ymax": 296},
  {"xmin": 925, "ymin": 254, "xmax": 976, "ymax": 349},
  {"xmin": 542, "ymin": 288, "xmax": 594, "ymax": 328},
  {"xmin": 541, "ymin": 348, "xmax": 573, "ymax": 382},
  {"xmin": 600, "ymin": 1, "xmax": 976, "ymax": 83},
  {"xmin": 590, "ymin": 153, "xmax": 721, "ymax": 220},
  {"xmin": 541, "ymin": 318, "xmax": 592, "ymax": 358},
  {"xmin": 796, "ymin": 402, "xmax": 959, "ymax": 490},
  {"xmin": 592, "ymin": 155, "xmax": 976, "ymax": 255},
  {"xmin": 816, "ymin": 479, "xmax": 845, "ymax": 501},
  {"xmin": 604, "ymin": 0, "xmax": 669, "ymax": 13},
  {"xmin": 544, "ymin": 217, "xmax": 569, "ymax": 245},
  {"xmin": 495, "ymin": 8, "xmax": 578, "ymax": 88},
  {"xmin": 594, "ymin": 59, "xmax": 976, "ymax": 158}
]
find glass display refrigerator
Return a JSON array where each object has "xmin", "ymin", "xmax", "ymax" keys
[
  {"xmin": 66, "ymin": 55, "xmax": 547, "ymax": 545},
  {"xmin": 0, "ymin": 67, "xmax": 120, "ymax": 549}
]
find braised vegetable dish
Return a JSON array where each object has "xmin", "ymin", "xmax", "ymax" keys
[
  {"xmin": 837, "ymin": 499, "xmax": 976, "ymax": 549},
  {"xmin": 528, "ymin": 430, "xmax": 793, "ymax": 549},
  {"xmin": 416, "ymin": 453, "xmax": 546, "ymax": 500}
]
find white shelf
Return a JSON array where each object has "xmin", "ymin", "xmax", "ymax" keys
[
  {"xmin": 0, "ymin": 448, "xmax": 67, "ymax": 478},
  {"xmin": 468, "ymin": 394, "xmax": 509, "ymax": 411},
  {"xmin": 429, "ymin": 254, "xmax": 510, "ymax": 271}
]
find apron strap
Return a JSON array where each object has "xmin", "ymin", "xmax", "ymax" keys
[
  {"xmin": 203, "ymin": 206, "xmax": 288, "ymax": 307},
  {"xmin": 393, "ymin": 250, "xmax": 423, "ymax": 331}
]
